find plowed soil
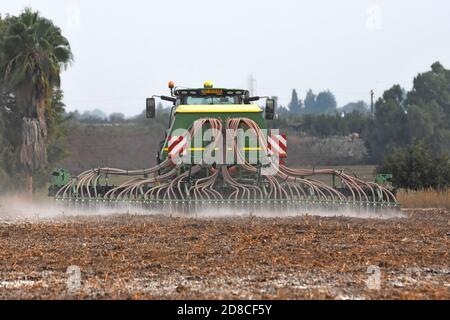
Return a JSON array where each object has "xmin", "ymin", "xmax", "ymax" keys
[{"xmin": 0, "ymin": 209, "xmax": 449, "ymax": 300}]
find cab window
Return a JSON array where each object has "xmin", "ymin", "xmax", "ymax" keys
[{"xmin": 185, "ymin": 95, "xmax": 239, "ymax": 105}]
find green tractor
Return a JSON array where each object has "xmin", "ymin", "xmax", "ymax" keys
[{"xmin": 50, "ymin": 81, "xmax": 399, "ymax": 214}]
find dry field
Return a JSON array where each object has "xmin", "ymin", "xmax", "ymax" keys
[{"xmin": 0, "ymin": 208, "xmax": 449, "ymax": 300}]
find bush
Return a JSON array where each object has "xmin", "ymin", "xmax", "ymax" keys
[{"xmin": 377, "ymin": 141, "xmax": 450, "ymax": 190}]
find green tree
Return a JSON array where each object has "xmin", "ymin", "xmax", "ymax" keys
[
  {"xmin": 0, "ymin": 8, "xmax": 73, "ymax": 194},
  {"xmin": 314, "ymin": 90, "xmax": 337, "ymax": 114},
  {"xmin": 32, "ymin": 88, "xmax": 70, "ymax": 189},
  {"xmin": 303, "ymin": 90, "xmax": 337, "ymax": 114},
  {"xmin": 405, "ymin": 102, "xmax": 443, "ymax": 151},
  {"xmin": 407, "ymin": 62, "xmax": 450, "ymax": 120},
  {"xmin": 109, "ymin": 112, "xmax": 126, "ymax": 123},
  {"xmin": 365, "ymin": 85, "xmax": 408, "ymax": 162},
  {"xmin": 288, "ymin": 89, "xmax": 302, "ymax": 114},
  {"xmin": 377, "ymin": 141, "xmax": 450, "ymax": 190},
  {"xmin": 46, "ymin": 89, "xmax": 69, "ymax": 165},
  {"xmin": 405, "ymin": 61, "xmax": 450, "ymax": 153},
  {"xmin": 341, "ymin": 101, "xmax": 369, "ymax": 114},
  {"xmin": 304, "ymin": 89, "xmax": 316, "ymax": 113},
  {"xmin": 367, "ymin": 62, "xmax": 450, "ymax": 162}
]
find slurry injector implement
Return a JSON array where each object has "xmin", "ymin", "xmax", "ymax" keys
[{"xmin": 49, "ymin": 81, "xmax": 400, "ymax": 214}]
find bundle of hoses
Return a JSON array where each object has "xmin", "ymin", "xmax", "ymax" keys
[{"xmin": 55, "ymin": 118, "xmax": 398, "ymax": 212}]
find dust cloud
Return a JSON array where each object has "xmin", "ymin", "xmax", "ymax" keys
[
  {"xmin": 0, "ymin": 194, "xmax": 405, "ymax": 223},
  {"xmin": 0, "ymin": 195, "xmax": 123, "ymax": 222},
  {"xmin": 191, "ymin": 207, "xmax": 405, "ymax": 220}
]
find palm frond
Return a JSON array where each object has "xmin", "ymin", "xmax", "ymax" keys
[{"xmin": 0, "ymin": 8, "xmax": 73, "ymax": 96}]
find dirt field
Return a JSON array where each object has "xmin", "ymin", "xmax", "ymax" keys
[{"xmin": 0, "ymin": 209, "xmax": 449, "ymax": 300}]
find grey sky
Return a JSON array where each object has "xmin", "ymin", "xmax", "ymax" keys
[{"xmin": 2, "ymin": 0, "xmax": 450, "ymax": 116}]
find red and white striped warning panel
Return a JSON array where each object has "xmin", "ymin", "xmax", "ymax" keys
[
  {"xmin": 268, "ymin": 133, "xmax": 287, "ymax": 159},
  {"xmin": 167, "ymin": 135, "xmax": 188, "ymax": 159}
]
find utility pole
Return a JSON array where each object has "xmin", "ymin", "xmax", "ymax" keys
[
  {"xmin": 370, "ymin": 90, "xmax": 374, "ymax": 115},
  {"xmin": 248, "ymin": 74, "xmax": 257, "ymax": 97}
]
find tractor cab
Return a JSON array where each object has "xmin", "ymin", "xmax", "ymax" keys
[
  {"xmin": 173, "ymin": 87, "xmax": 248, "ymax": 106},
  {"xmin": 146, "ymin": 81, "xmax": 276, "ymax": 121},
  {"xmin": 146, "ymin": 81, "xmax": 277, "ymax": 164}
]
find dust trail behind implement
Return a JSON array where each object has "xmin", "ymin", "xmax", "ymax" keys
[
  {"xmin": 0, "ymin": 195, "xmax": 404, "ymax": 223},
  {"xmin": 0, "ymin": 195, "xmax": 123, "ymax": 222}
]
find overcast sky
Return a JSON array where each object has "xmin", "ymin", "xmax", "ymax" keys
[{"xmin": 2, "ymin": 0, "xmax": 450, "ymax": 116}]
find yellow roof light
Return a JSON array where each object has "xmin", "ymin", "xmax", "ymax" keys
[{"xmin": 204, "ymin": 81, "xmax": 214, "ymax": 88}]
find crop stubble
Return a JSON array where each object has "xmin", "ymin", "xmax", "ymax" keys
[{"xmin": 0, "ymin": 209, "xmax": 448, "ymax": 299}]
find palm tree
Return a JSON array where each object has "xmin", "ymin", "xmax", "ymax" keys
[{"xmin": 0, "ymin": 8, "xmax": 72, "ymax": 195}]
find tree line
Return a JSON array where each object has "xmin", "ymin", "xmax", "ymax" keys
[
  {"xmin": 65, "ymin": 102, "xmax": 169, "ymax": 125},
  {"xmin": 276, "ymin": 62, "xmax": 450, "ymax": 190},
  {"xmin": 280, "ymin": 63, "xmax": 450, "ymax": 161},
  {"xmin": 280, "ymin": 89, "xmax": 369, "ymax": 115}
]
